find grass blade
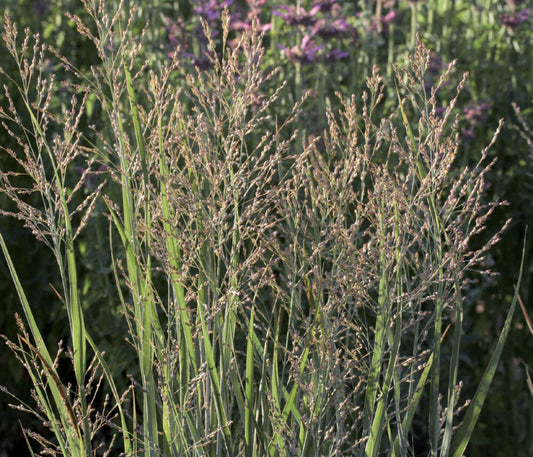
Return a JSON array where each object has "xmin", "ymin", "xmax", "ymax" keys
[
  {"xmin": 449, "ymin": 234, "xmax": 527, "ymax": 457},
  {"xmin": 1, "ymin": 233, "xmax": 84, "ymax": 454},
  {"xmin": 245, "ymin": 305, "xmax": 256, "ymax": 457}
]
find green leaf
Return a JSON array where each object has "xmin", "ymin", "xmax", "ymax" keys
[{"xmin": 449, "ymin": 233, "xmax": 527, "ymax": 457}]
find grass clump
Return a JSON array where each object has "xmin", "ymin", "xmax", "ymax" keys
[{"xmin": 0, "ymin": 2, "xmax": 524, "ymax": 456}]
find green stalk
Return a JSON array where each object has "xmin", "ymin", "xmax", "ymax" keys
[
  {"xmin": 409, "ymin": 2, "xmax": 417, "ymax": 49},
  {"xmin": 86, "ymin": 333, "xmax": 133, "ymax": 454},
  {"xmin": 115, "ymin": 65, "xmax": 159, "ymax": 455},
  {"xmin": 365, "ymin": 195, "xmax": 403, "ymax": 456},
  {"xmin": 26, "ymin": 101, "xmax": 86, "ymax": 387},
  {"xmin": 245, "ymin": 306, "xmax": 256, "ymax": 457},
  {"xmin": 429, "ymin": 245, "xmax": 444, "ymax": 457},
  {"xmin": 269, "ymin": 316, "xmax": 285, "ymax": 457},
  {"xmin": 449, "ymin": 237, "xmax": 527, "ymax": 456},
  {"xmin": 22, "ymin": 99, "xmax": 90, "ymax": 455},
  {"xmin": 392, "ymin": 332, "xmax": 443, "ymax": 456},
  {"xmin": 156, "ymin": 107, "xmax": 199, "ymax": 453},
  {"xmin": 197, "ymin": 279, "xmax": 232, "ymax": 453},
  {"xmin": 387, "ymin": 22, "xmax": 395, "ymax": 79},
  {"xmin": 391, "ymin": 204, "xmax": 407, "ymax": 455},
  {"xmin": 157, "ymin": 111, "xmax": 200, "ymax": 445},
  {"xmin": 440, "ymin": 281, "xmax": 464, "ymax": 456},
  {"xmin": 0, "ymin": 234, "xmax": 83, "ymax": 455},
  {"xmin": 219, "ymin": 155, "xmax": 243, "ymax": 443},
  {"xmin": 395, "ymin": 82, "xmax": 449, "ymax": 456},
  {"xmin": 365, "ymin": 312, "xmax": 401, "ymax": 457},
  {"xmin": 364, "ymin": 202, "xmax": 389, "ymax": 431}
]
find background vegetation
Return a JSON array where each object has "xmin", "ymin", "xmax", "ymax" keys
[{"xmin": 0, "ymin": 0, "xmax": 531, "ymax": 456}]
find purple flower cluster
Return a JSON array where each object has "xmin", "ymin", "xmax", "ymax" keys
[
  {"xmin": 278, "ymin": 34, "xmax": 323, "ymax": 64},
  {"xmin": 230, "ymin": 0, "xmax": 271, "ymax": 34},
  {"xmin": 461, "ymin": 102, "xmax": 492, "ymax": 142},
  {"xmin": 75, "ymin": 165, "xmax": 107, "ymax": 190},
  {"xmin": 166, "ymin": 18, "xmax": 212, "ymax": 70},
  {"xmin": 314, "ymin": 17, "xmax": 354, "ymax": 40},
  {"xmin": 33, "ymin": 0, "xmax": 50, "ymax": 16},
  {"xmin": 325, "ymin": 49, "xmax": 349, "ymax": 63},
  {"xmin": 166, "ymin": 0, "xmax": 229, "ymax": 68},
  {"xmin": 162, "ymin": 1, "xmax": 417, "ymax": 68},
  {"xmin": 274, "ymin": 1, "xmax": 356, "ymax": 65},
  {"xmin": 164, "ymin": 0, "xmax": 357, "ymax": 68},
  {"xmin": 500, "ymin": 8, "xmax": 530, "ymax": 29},
  {"xmin": 165, "ymin": 0, "xmax": 272, "ymax": 68},
  {"xmin": 277, "ymin": 36, "xmax": 349, "ymax": 64},
  {"xmin": 274, "ymin": 4, "xmax": 321, "ymax": 27},
  {"xmin": 356, "ymin": 2, "xmax": 399, "ymax": 35},
  {"xmin": 312, "ymin": 0, "xmax": 339, "ymax": 14},
  {"xmin": 424, "ymin": 51, "xmax": 452, "ymax": 93},
  {"xmin": 371, "ymin": 10, "xmax": 398, "ymax": 32},
  {"xmin": 194, "ymin": 0, "xmax": 234, "ymax": 22}
]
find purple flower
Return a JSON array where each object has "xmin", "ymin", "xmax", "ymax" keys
[
  {"xmin": 434, "ymin": 106, "xmax": 446, "ymax": 118},
  {"xmin": 166, "ymin": 17, "xmax": 186, "ymax": 47},
  {"xmin": 181, "ymin": 52, "xmax": 214, "ymax": 70},
  {"xmin": 362, "ymin": 8, "xmax": 399, "ymax": 33},
  {"xmin": 461, "ymin": 126, "xmax": 475, "ymax": 143},
  {"xmin": 382, "ymin": 10, "xmax": 398, "ymax": 24},
  {"xmin": 311, "ymin": 0, "xmax": 338, "ymax": 14},
  {"xmin": 500, "ymin": 8, "xmax": 530, "ymax": 29},
  {"xmin": 194, "ymin": 0, "xmax": 234, "ymax": 22},
  {"xmin": 33, "ymin": 0, "xmax": 50, "ymax": 16},
  {"xmin": 463, "ymin": 102, "xmax": 492, "ymax": 124},
  {"xmin": 229, "ymin": 5, "xmax": 271, "ymax": 34},
  {"xmin": 313, "ymin": 18, "xmax": 356, "ymax": 39},
  {"xmin": 274, "ymin": 5, "xmax": 321, "ymax": 27},
  {"xmin": 247, "ymin": 0, "xmax": 267, "ymax": 6},
  {"xmin": 461, "ymin": 102, "xmax": 492, "ymax": 142},
  {"xmin": 230, "ymin": 18, "xmax": 272, "ymax": 33},
  {"xmin": 75, "ymin": 165, "xmax": 107, "ymax": 189},
  {"xmin": 324, "ymin": 49, "xmax": 349, "ymax": 63},
  {"xmin": 278, "ymin": 34, "xmax": 323, "ymax": 63}
]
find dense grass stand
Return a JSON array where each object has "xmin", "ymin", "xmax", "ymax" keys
[{"xmin": 0, "ymin": 1, "xmax": 529, "ymax": 456}]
